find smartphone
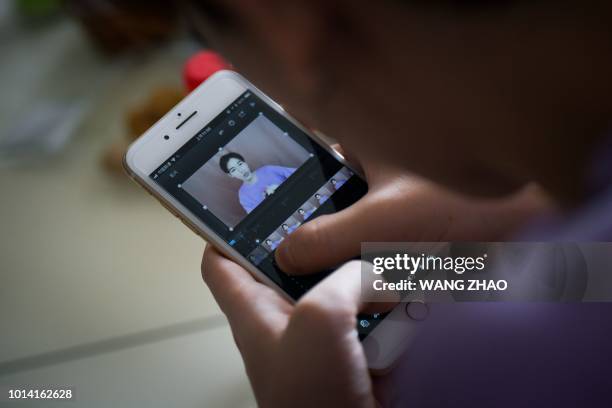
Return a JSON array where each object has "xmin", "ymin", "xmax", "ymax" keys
[{"xmin": 124, "ymin": 70, "xmax": 420, "ymax": 370}]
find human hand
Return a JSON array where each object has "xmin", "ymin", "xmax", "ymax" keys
[
  {"xmin": 202, "ymin": 247, "xmax": 391, "ymax": 408},
  {"xmin": 275, "ymin": 145, "xmax": 555, "ymax": 274},
  {"xmin": 201, "ymin": 145, "xmax": 554, "ymax": 408}
]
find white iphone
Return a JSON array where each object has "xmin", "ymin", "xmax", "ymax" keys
[{"xmin": 124, "ymin": 70, "xmax": 422, "ymax": 370}]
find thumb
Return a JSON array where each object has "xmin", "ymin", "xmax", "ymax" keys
[{"xmin": 275, "ymin": 202, "xmax": 369, "ymax": 275}]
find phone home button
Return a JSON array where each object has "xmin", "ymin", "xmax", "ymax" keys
[{"xmin": 405, "ymin": 301, "xmax": 428, "ymax": 321}]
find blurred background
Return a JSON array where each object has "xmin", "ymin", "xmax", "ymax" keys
[{"xmin": 0, "ymin": 1, "xmax": 255, "ymax": 406}]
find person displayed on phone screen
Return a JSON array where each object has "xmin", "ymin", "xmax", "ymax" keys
[
  {"xmin": 314, "ymin": 192, "xmax": 329, "ymax": 205},
  {"xmin": 297, "ymin": 207, "xmax": 314, "ymax": 221},
  {"xmin": 220, "ymin": 152, "xmax": 296, "ymax": 214},
  {"xmin": 281, "ymin": 221, "xmax": 299, "ymax": 235},
  {"xmin": 330, "ymin": 177, "xmax": 347, "ymax": 190},
  {"xmin": 265, "ymin": 237, "xmax": 282, "ymax": 251}
]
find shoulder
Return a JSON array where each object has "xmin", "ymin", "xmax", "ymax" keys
[{"xmin": 257, "ymin": 165, "xmax": 277, "ymax": 172}]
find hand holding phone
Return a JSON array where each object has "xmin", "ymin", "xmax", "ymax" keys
[{"xmin": 202, "ymin": 247, "xmax": 382, "ymax": 408}]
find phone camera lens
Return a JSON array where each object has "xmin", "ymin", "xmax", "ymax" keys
[
  {"xmin": 163, "ymin": 135, "xmax": 170, "ymax": 140},
  {"xmin": 177, "ymin": 112, "xmax": 182, "ymax": 117}
]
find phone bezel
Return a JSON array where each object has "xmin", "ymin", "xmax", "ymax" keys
[{"xmin": 124, "ymin": 70, "xmax": 418, "ymax": 370}]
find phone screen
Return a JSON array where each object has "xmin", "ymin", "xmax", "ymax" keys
[{"xmin": 150, "ymin": 90, "xmax": 381, "ymax": 338}]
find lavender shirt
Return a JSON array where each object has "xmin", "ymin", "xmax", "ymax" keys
[
  {"xmin": 238, "ymin": 165, "xmax": 295, "ymax": 213},
  {"xmin": 383, "ymin": 139, "xmax": 612, "ymax": 407}
]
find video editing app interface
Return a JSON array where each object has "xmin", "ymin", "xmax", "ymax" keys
[{"xmin": 151, "ymin": 90, "xmax": 381, "ymax": 338}]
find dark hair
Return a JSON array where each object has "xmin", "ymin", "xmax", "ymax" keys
[{"xmin": 219, "ymin": 152, "xmax": 245, "ymax": 173}]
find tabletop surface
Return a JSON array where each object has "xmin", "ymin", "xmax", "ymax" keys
[{"xmin": 0, "ymin": 14, "xmax": 255, "ymax": 407}]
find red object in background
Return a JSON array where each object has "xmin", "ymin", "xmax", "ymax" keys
[{"xmin": 183, "ymin": 51, "xmax": 231, "ymax": 92}]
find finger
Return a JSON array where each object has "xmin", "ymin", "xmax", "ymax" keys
[
  {"xmin": 274, "ymin": 142, "xmax": 365, "ymax": 274},
  {"xmin": 359, "ymin": 261, "xmax": 401, "ymax": 315},
  {"xmin": 202, "ymin": 246, "xmax": 291, "ymax": 340},
  {"xmin": 331, "ymin": 143, "xmax": 400, "ymax": 185},
  {"xmin": 277, "ymin": 175, "xmax": 431, "ymax": 274},
  {"xmin": 330, "ymin": 143, "xmax": 344, "ymax": 157},
  {"xmin": 282, "ymin": 261, "xmax": 388, "ymax": 408},
  {"xmin": 292, "ymin": 261, "xmax": 398, "ymax": 335},
  {"xmin": 275, "ymin": 200, "xmax": 369, "ymax": 275},
  {"xmin": 331, "ymin": 143, "xmax": 363, "ymax": 173}
]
